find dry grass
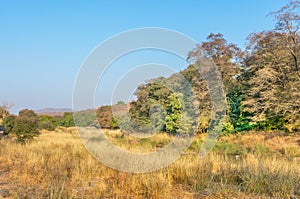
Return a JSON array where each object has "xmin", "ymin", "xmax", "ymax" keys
[
  {"xmin": 0, "ymin": 128, "xmax": 299, "ymax": 198},
  {"xmin": 104, "ymin": 129, "xmax": 172, "ymax": 153}
]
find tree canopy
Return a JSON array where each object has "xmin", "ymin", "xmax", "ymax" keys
[{"xmin": 127, "ymin": 0, "xmax": 300, "ymax": 135}]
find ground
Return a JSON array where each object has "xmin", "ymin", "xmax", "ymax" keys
[{"xmin": 0, "ymin": 128, "xmax": 299, "ymax": 198}]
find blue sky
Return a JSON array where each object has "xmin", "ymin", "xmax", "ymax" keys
[{"xmin": 0, "ymin": 0, "xmax": 290, "ymax": 114}]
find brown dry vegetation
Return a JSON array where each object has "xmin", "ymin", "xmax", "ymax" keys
[{"xmin": 0, "ymin": 128, "xmax": 300, "ymax": 198}]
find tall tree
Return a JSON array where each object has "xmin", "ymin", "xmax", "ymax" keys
[
  {"xmin": 188, "ymin": 33, "xmax": 243, "ymax": 91},
  {"xmin": 270, "ymin": 0, "xmax": 300, "ymax": 71},
  {"xmin": 241, "ymin": 1, "xmax": 300, "ymax": 132},
  {"xmin": 188, "ymin": 33, "xmax": 244, "ymax": 133},
  {"xmin": 243, "ymin": 30, "xmax": 300, "ymax": 131},
  {"xmin": 165, "ymin": 93, "xmax": 183, "ymax": 134}
]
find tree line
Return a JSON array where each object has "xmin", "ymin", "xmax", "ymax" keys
[
  {"xmin": 0, "ymin": 1, "xmax": 299, "ymax": 143},
  {"xmin": 0, "ymin": 105, "xmax": 121, "ymax": 143},
  {"xmin": 128, "ymin": 0, "xmax": 300, "ymax": 135},
  {"xmin": 0, "ymin": 108, "xmax": 75, "ymax": 143}
]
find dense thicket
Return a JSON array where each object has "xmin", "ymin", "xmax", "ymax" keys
[{"xmin": 128, "ymin": 0, "xmax": 300, "ymax": 135}]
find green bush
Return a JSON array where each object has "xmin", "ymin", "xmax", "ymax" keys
[
  {"xmin": 14, "ymin": 109, "xmax": 39, "ymax": 143},
  {"xmin": 222, "ymin": 122, "xmax": 235, "ymax": 135},
  {"xmin": 257, "ymin": 117, "xmax": 286, "ymax": 131},
  {"xmin": 2, "ymin": 114, "xmax": 16, "ymax": 135},
  {"xmin": 58, "ymin": 112, "xmax": 75, "ymax": 127},
  {"xmin": 74, "ymin": 110, "xmax": 98, "ymax": 127},
  {"xmin": 38, "ymin": 115, "xmax": 58, "ymax": 131}
]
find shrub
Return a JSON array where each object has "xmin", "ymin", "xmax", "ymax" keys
[
  {"xmin": 58, "ymin": 112, "xmax": 75, "ymax": 127},
  {"xmin": 14, "ymin": 109, "xmax": 39, "ymax": 143},
  {"xmin": 222, "ymin": 122, "xmax": 235, "ymax": 135},
  {"xmin": 2, "ymin": 114, "xmax": 16, "ymax": 135},
  {"xmin": 38, "ymin": 115, "xmax": 58, "ymax": 131},
  {"xmin": 257, "ymin": 116, "xmax": 286, "ymax": 131}
]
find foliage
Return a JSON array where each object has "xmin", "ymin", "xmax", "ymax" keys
[
  {"xmin": 226, "ymin": 84, "xmax": 256, "ymax": 132},
  {"xmin": 164, "ymin": 93, "xmax": 182, "ymax": 134},
  {"xmin": 2, "ymin": 114, "xmax": 16, "ymax": 135},
  {"xmin": 38, "ymin": 115, "xmax": 58, "ymax": 131},
  {"xmin": 222, "ymin": 121, "xmax": 235, "ymax": 135},
  {"xmin": 96, "ymin": 106, "xmax": 114, "ymax": 129},
  {"xmin": 128, "ymin": 75, "xmax": 197, "ymax": 135},
  {"xmin": 188, "ymin": 33, "xmax": 243, "ymax": 92},
  {"xmin": 257, "ymin": 117, "xmax": 287, "ymax": 131},
  {"xmin": 58, "ymin": 112, "xmax": 75, "ymax": 127},
  {"xmin": 129, "ymin": 81, "xmax": 170, "ymax": 132},
  {"xmin": 129, "ymin": 1, "xmax": 300, "ymax": 134},
  {"xmin": 270, "ymin": 0, "xmax": 300, "ymax": 71},
  {"xmin": 189, "ymin": 0, "xmax": 300, "ymax": 134},
  {"xmin": 73, "ymin": 110, "xmax": 98, "ymax": 127},
  {"xmin": 110, "ymin": 117, "xmax": 118, "ymax": 129},
  {"xmin": 13, "ymin": 109, "xmax": 39, "ymax": 143},
  {"xmin": 243, "ymin": 31, "xmax": 300, "ymax": 131},
  {"xmin": 129, "ymin": 81, "xmax": 170, "ymax": 128},
  {"xmin": 187, "ymin": 33, "xmax": 245, "ymax": 134},
  {"xmin": 238, "ymin": 1, "xmax": 300, "ymax": 133}
]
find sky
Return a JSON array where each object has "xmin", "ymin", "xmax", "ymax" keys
[{"xmin": 0, "ymin": 0, "xmax": 290, "ymax": 114}]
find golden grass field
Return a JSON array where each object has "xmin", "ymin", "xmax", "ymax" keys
[{"xmin": 0, "ymin": 127, "xmax": 300, "ymax": 198}]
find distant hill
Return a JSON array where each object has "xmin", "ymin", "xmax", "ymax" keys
[{"xmin": 35, "ymin": 108, "xmax": 73, "ymax": 117}]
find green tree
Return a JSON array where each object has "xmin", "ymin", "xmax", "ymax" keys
[
  {"xmin": 226, "ymin": 84, "xmax": 255, "ymax": 132},
  {"xmin": 74, "ymin": 110, "xmax": 98, "ymax": 127},
  {"xmin": 38, "ymin": 115, "xmax": 58, "ymax": 131},
  {"xmin": 129, "ymin": 81, "xmax": 172, "ymax": 128},
  {"xmin": 14, "ymin": 109, "xmax": 39, "ymax": 143},
  {"xmin": 110, "ymin": 117, "xmax": 118, "ymax": 129},
  {"xmin": 165, "ymin": 93, "xmax": 183, "ymax": 134},
  {"xmin": 58, "ymin": 112, "xmax": 75, "ymax": 127},
  {"xmin": 2, "ymin": 114, "xmax": 16, "ymax": 135}
]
